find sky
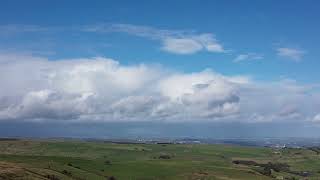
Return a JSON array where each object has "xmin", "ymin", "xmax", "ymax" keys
[{"xmin": 0, "ymin": 0, "xmax": 320, "ymax": 138}]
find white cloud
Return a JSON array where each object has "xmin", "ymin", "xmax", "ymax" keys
[
  {"xmin": 84, "ymin": 23, "xmax": 177, "ymax": 40},
  {"xmin": 84, "ymin": 24, "xmax": 225, "ymax": 54},
  {"xmin": 162, "ymin": 38, "xmax": 203, "ymax": 54},
  {"xmin": 312, "ymin": 114, "xmax": 320, "ymax": 123},
  {"xmin": 0, "ymin": 54, "xmax": 319, "ymax": 123},
  {"xmin": 233, "ymin": 53, "xmax": 263, "ymax": 62},
  {"xmin": 1, "ymin": 24, "xmax": 225, "ymax": 55},
  {"xmin": 276, "ymin": 47, "xmax": 306, "ymax": 61},
  {"xmin": 162, "ymin": 34, "xmax": 224, "ymax": 54}
]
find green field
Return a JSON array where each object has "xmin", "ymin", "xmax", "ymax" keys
[{"xmin": 0, "ymin": 139, "xmax": 319, "ymax": 180}]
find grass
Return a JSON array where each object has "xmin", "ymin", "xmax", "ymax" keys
[{"xmin": 0, "ymin": 139, "xmax": 319, "ymax": 179}]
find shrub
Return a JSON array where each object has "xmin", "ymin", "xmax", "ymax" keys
[
  {"xmin": 232, "ymin": 160, "xmax": 258, "ymax": 166},
  {"xmin": 105, "ymin": 160, "xmax": 112, "ymax": 165},
  {"xmin": 45, "ymin": 175, "xmax": 60, "ymax": 180},
  {"xmin": 62, "ymin": 170, "xmax": 72, "ymax": 176},
  {"xmin": 107, "ymin": 176, "xmax": 116, "ymax": 180},
  {"xmin": 158, "ymin": 154, "xmax": 171, "ymax": 159}
]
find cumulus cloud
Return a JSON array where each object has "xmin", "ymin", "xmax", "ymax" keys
[
  {"xmin": 0, "ymin": 54, "xmax": 237, "ymax": 122},
  {"xmin": 84, "ymin": 24, "xmax": 225, "ymax": 54},
  {"xmin": 276, "ymin": 47, "xmax": 306, "ymax": 61},
  {"xmin": 233, "ymin": 53, "xmax": 263, "ymax": 63},
  {"xmin": 0, "ymin": 54, "xmax": 319, "ymax": 123}
]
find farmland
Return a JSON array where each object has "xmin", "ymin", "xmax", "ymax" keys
[{"xmin": 0, "ymin": 139, "xmax": 319, "ymax": 179}]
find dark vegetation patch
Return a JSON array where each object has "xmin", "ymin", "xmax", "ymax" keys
[
  {"xmin": 107, "ymin": 176, "xmax": 116, "ymax": 180},
  {"xmin": 308, "ymin": 147, "xmax": 320, "ymax": 154},
  {"xmin": 156, "ymin": 142, "xmax": 173, "ymax": 145},
  {"xmin": 67, "ymin": 162, "xmax": 81, "ymax": 169},
  {"xmin": 62, "ymin": 169, "xmax": 72, "ymax": 176},
  {"xmin": 254, "ymin": 166, "xmax": 272, "ymax": 176},
  {"xmin": 45, "ymin": 174, "xmax": 60, "ymax": 180},
  {"xmin": 233, "ymin": 160, "xmax": 311, "ymax": 177},
  {"xmin": 232, "ymin": 160, "xmax": 258, "ymax": 166},
  {"xmin": 104, "ymin": 160, "xmax": 112, "ymax": 165},
  {"xmin": 158, "ymin": 154, "xmax": 172, "ymax": 159}
]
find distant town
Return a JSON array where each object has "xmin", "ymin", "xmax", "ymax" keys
[{"xmin": 80, "ymin": 137, "xmax": 320, "ymax": 148}]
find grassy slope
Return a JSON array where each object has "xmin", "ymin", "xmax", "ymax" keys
[{"xmin": 0, "ymin": 140, "xmax": 319, "ymax": 180}]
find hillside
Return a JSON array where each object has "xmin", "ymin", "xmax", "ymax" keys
[{"xmin": 0, "ymin": 139, "xmax": 319, "ymax": 179}]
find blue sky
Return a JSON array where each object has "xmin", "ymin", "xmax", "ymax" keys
[
  {"xmin": 0, "ymin": 1, "xmax": 320, "ymax": 138},
  {"xmin": 1, "ymin": 0, "xmax": 319, "ymax": 81}
]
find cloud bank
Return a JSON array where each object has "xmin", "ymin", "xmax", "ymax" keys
[{"xmin": 0, "ymin": 54, "xmax": 319, "ymax": 123}]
